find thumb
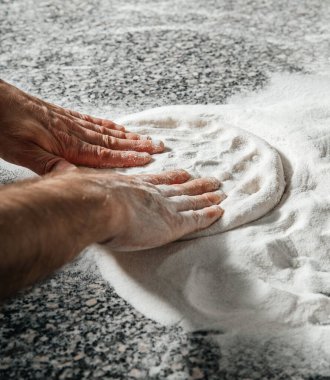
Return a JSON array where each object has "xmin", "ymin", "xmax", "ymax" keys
[
  {"xmin": 17, "ymin": 144, "xmax": 76, "ymax": 175},
  {"xmin": 50, "ymin": 159, "xmax": 77, "ymax": 174}
]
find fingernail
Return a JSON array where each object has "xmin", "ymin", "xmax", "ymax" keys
[
  {"xmin": 218, "ymin": 206, "xmax": 224, "ymax": 215},
  {"xmin": 220, "ymin": 192, "xmax": 227, "ymax": 200},
  {"xmin": 214, "ymin": 194, "xmax": 222, "ymax": 203},
  {"xmin": 152, "ymin": 140, "xmax": 165, "ymax": 153},
  {"xmin": 140, "ymin": 152, "xmax": 151, "ymax": 157},
  {"xmin": 210, "ymin": 178, "xmax": 221, "ymax": 187},
  {"xmin": 141, "ymin": 152, "xmax": 152, "ymax": 161},
  {"xmin": 140, "ymin": 135, "xmax": 151, "ymax": 140},
  {"xmin": 152, "ymin": 139, "xmax": 164, "ymax": 147}
]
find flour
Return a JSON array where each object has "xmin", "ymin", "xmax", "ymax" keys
[
  {"xmin": 0, "ymin": 161, "xmax": 35, "ymax": 185},
  {"xmin": 95, "ymin": 73, "xmax": 330, "ymax": 369}
]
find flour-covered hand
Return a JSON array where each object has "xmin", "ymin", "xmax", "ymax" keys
[
  {"xmin": 0, "ymin": 79, "xmax": 164, "ymax": 174},
  {"xmin": 89, "ymin": 169, "xmax": 226, "ymax": 251}
]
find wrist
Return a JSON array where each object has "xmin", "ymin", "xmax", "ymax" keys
[
  {"xmin": 0, "ymin": 170, "xmax": 114, "ymax": 298},
  {"xmin": 0, "ymin": 80, "xmax": 6, "ymax": 110},
  {"xmin": 40, "ymin": 171, "xmax": 119, "ymax": 246},
  {"xmin": 0, "ymin": 80, "xmax": 13, "ymax": 118}
]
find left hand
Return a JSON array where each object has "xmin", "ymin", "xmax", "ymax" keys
[{"xmin": 0, "ymin": 79, "xmax": 164, "ymax": 174}]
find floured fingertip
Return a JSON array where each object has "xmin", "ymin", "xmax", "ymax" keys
[
  {"xmin": 133, "ymin": 152, "xmax": 152, "ymax": 166},
  {"xmin": 206, "ymin": 204, "xmax": 224, "ymax": 217},
  {"xmin": 151, "ymin": 140, "xmax": 165, "ymax": 153},
  {"xmin": 213, "ymin": 190, "xmax": 227, "ymax": 201},
  {"xmin": 217, "ymin": 206, "xmax": 224, "ymax": 216},
  {"xmin": 112, "ymin": 151, "xmax": 151, "ymax": 167},
  {"xmin": 206, "ymin": 177, "xmax": 221, "ymax": 188},
  {"xmin": 139, "ymin": 135, "xmax": 152, "ymax": 140}
]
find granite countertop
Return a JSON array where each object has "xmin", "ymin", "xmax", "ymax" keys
[{"xmin": 1, "ymin": 0, "xmax": 330, "ymax": 378}]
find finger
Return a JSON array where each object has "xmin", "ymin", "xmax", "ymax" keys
[
  {"xmin": 68, "ymin": 143, "xmax": 152, "ymax": 168},
  {"xmin": 53, "ymin": 113, "xmax": 129, "ymax": 140},
  {"xmin": 56, "ymin": 115, "xmax": 158, "ymax": 150},
  {"xmin": 78, "ymin": 121, "xmax": 127, "ymax": 139},
  {"xmin": 180, "ymin": 205, "xmax": 224, "ymax": 235},
  {"xmin": 64, "ymin": 109, "xmax": 126, "ymax": 131},
  {"xmin": 159, "ymin": 177, "xmax": 221, "ymax": 197},
  {"xmin": 74, "ymin": 128, "xmax": 164, "ymax": 154},
  {"xmin": 136, "ymin": 170, "xmax": 191, "ymax": 185},
  {"xmin": 49, "ymin": 104, "xmax": 125, "ymax": 131},
  {"xmin": 69, "ymin": 114, "xmax": 152, "ymax": 140},
  {"xmin": 74, "ymin": 118, "xmax": 143, "ymax": 140},
  {"xmin": 172, "ymin": 192, "xmax": 226, "ymax": 211},
  {"xmin": 79, "ymin": 121, "xmax": 148, "ymax": 141},
  {"xmin": 55, "ymin": 109, "xmax": 152, "ymax": 140}
]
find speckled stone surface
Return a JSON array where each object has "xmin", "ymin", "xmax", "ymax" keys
[{"xmin": 1, "ymin": 0, "xmax": 330, "ymax": 378}]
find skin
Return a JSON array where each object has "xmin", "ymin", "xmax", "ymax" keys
[
  {"xmin": 0, "ymin": 79, "xmax": 164, "ymax": 174},
  {"xmin": 0, "ymin": 80, "xmax": 225, "ymax": 300}
]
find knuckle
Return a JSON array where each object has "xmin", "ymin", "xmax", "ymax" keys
[
  {"xmin": 109, "ymin": 136, "xmax": 117, "ymax": 146},
  {"xmin": 44, "ymin": 158, "xmax": 62, "ymax": 174},
  {"xmin": 203, "ymin": 193, "xmax": 215, "ymax": 204},
  {"xmin": 64, "ymin": 108, "xmax": 75, "ymax": 117},
  {"xmin": 95, "ymin": 145, "xmax": 104, "ymax": 157},
  {"xmin": 98, "ymin": 126, "xmax": 107, "ymax": 134},
  {"xmin": 192, "ymin": 210, "xmax": 201, "ymax": 224},
  {"xmin": 102, "ymin": 134, "xmax": 110, "ymax": 146},
  {"xmin": 100, "ymin": 149, "xmax": 111, "ymax": 160},
  {"xmin": 104, "ymin": 135, "xmax": 116, "ymax": 147}
]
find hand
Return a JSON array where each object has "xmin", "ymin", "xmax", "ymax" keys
[
  {"xmin": 0, "ymin": 80, "xmax": 164, "ymax": 175},
  {"xmin": 81, "ymin": 169, "xmax": 226, "ymax": 251},
  {"xmin": 0, "ymin": 168, "xmax": 225, "ymax": 298}
]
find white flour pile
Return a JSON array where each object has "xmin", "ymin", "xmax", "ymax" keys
[{"xmin": 95, "ymin": 73, "xmax": 330, "ymax": 366}]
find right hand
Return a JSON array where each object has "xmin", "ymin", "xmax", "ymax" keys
[{"xmin": 76, "ymin": 169, "xmax": 226, "ymax": 251}]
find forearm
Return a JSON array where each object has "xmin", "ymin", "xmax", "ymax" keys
[{"xmin": 0, "ymin": 173, "xmax": 111, "ymax": 300}]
